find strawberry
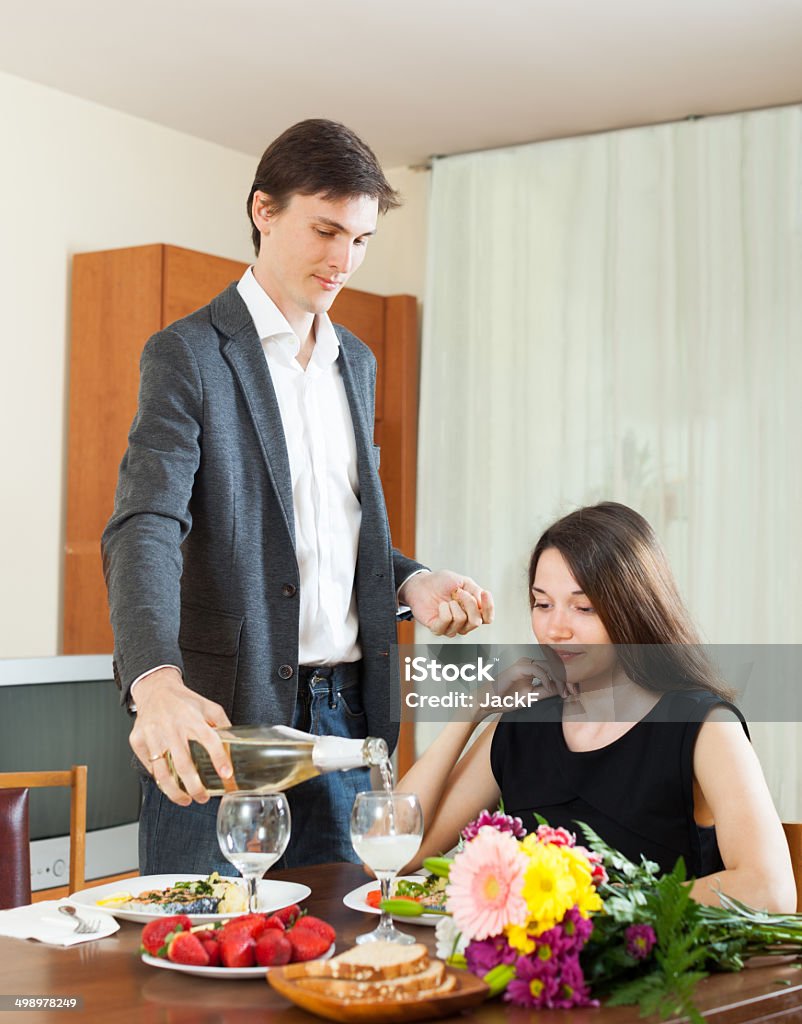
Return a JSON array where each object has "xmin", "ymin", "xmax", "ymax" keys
[
  {"xmin": 219, "ymin": 914, "xmax": 267, "ymax": 939},
  {"xmin": 255, "ymin": 930, "xmax": 292, "ymax": 967},
  {"xmin": 140, "ymin": 915, "xmax": 192, "ymax": 957},
  {"xmin": 191, "ymin": 928, "xmax": 219, "ymax": 943},
  {"xmin": 292, "ymin": 915, "xmax": 336, "ymax": 947},
  {"xmin": 220, "ymin": 929, "xmax": 256, "ymax": 968},
  {"xmin": 201, "ymin": 938, "xmax": 221, "ymax": 966},
  {"xmin": 287, "ymin": 927, "xmax": 331, "ymax": 962},
  {"xmin": 273, "ymin": 903, "xmax": 301, "ymax": 927},
  {"xmin": 167, "ymin": 931, "xmax": 210, "ymax": 967},
  {"xmin": 262, "ymin": 914, "xmax": 286, "ymax": 932}
]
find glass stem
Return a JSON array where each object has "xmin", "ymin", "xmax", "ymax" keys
[
  {"xmin": 246, "ymin": 875, "xmax": 259, "ymax": 913},
  {"xmin": 378, "ymin": 872, "xmax": 395, "ymax": 933}
]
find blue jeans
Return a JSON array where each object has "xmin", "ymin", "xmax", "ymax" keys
[{"xmin": 138, "ymin": 664, "xmax": 371, "ymax": 874}]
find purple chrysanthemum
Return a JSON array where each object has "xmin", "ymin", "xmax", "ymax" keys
[
  {"xmin": 531, "ymin": 922, "xmax": 571, "ymax": 960},
  {"xmin": 504, "ymin": 954, "xmax": 560, "ymax": 1008},
  {"xmin": 465, "ymin": 935, "xmax": 518, "ymax": 975},
  {"xmin": 551, "ymin": 954, "xmax": 599, "ymax": 1009},
  {"xmin": 560, "ymin": 906, "xmax": 594, "ymax": 954},
  {"xmin": 461, "ymin": 809, "xmax": 527, "ymax": 842},
  {"xmin": 625, "ymin": 924, "xmax": 657, "ymax": 960}
]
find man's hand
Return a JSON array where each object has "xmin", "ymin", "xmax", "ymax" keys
[
  {"xmin": 399, "ymin": 570, "xmax": 494, "ymax": 637},
  {"xmin": 129, "ymin": 667, "xmax": 233, "ymax": 806}
]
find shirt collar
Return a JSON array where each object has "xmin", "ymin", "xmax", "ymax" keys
[{"xmin": 237, "ymin": 266, "xmax": 339, "ymax": 370}]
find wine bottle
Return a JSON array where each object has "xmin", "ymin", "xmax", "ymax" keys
[{"xmin": 166, "ymin": 725, "xmax": 390, "ymax": 796}]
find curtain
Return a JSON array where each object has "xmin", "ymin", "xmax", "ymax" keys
[{"xmin": 418, "ymin": 105, "xmax": 802, "ymax": 818}]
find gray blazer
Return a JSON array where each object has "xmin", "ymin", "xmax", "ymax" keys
[{"xmin": 101, "ymin": 282, "xmax": 422, "ymax": 751}]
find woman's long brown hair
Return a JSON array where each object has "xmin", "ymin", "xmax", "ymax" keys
[{"xmin": 528, "ymin": 502, "xmax": 734, "ymax": 699}]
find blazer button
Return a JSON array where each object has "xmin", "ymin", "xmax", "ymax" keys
[
  {"xmin": 282, "ymin": 583, "xmax": 297, "ymax": 597},
  {"xmin": 278, "ymin": 664, "xmax": 294, "ymax": 680}
]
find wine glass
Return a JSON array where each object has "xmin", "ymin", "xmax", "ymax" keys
[
  {"xmin": 216, "ymin": 793, "xmax": 291, "ymax": 912},
  {"xmin": 350, "ymin": 791, "xmax": 423, "ymax": 944}
]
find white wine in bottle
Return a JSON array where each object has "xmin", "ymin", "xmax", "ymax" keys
[{"xmin": 166, "ymin": 725, "xmax": 390, "ymax": 796}]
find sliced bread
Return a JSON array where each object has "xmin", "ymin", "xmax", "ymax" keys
[
  {"xmin": 298, "ymin": 959, "xmax": 447, "ymax": 1001},
  {"xmin": 283, "ymin": 941, "xmax": 430, "ymax": 982}
]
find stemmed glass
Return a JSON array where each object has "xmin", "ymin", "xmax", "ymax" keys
[
  {"xmin": 216, "ymin": 793, "xmax": 291, "ymax": 912},
  {"xmin": 350, "ymin": 791, "xmax": 423, "ymax": 944}
]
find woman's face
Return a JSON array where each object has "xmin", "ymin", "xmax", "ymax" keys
[{"xmin": 531, "ymin": 547, "xmax": 618, "ymax": 691}]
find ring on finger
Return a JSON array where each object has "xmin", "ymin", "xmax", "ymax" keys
[{"xmin": 148, "ymin": 750, "xmax": 168, "ymax": 763}]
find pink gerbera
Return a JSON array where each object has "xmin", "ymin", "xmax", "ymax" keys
[{"xmin": 446, "ymin": 828, "xmax": 529, "ymax": 940}]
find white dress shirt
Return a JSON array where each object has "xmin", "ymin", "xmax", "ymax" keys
[{"xmin": 237, "ymin": 267, "xmax": 362, "ymax": 665}]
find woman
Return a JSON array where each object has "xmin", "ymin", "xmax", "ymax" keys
[{"xmin": 400, "ymin": 502, "xmax": 795, "ymax": 911}]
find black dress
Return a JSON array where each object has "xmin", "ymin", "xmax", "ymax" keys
[{"xmin": 489, "ymin": 688, "xmax": 747, "ymax": 877}]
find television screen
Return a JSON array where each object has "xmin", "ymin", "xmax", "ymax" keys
[{"xmin": 0, "ymin": 664, "xmax": 140, "ymax": 840}]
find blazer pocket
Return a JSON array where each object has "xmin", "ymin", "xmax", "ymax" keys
[{"xmin": 179, "ymin": 604, "xmax": 243, "ymax": 715}]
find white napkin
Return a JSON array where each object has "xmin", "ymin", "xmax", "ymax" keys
[{"xmin": 0, "ymin": 899, "xmax": 120, "ymax": 946}]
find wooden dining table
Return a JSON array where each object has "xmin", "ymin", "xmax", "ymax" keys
[{"xmin": 2, "ymin": 862, "xmax": 802, "ymax": 1023}]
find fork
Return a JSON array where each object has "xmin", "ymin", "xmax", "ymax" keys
[{"xmin": 58, "ymin": 905, "xmax": 102, "ymax": 935}]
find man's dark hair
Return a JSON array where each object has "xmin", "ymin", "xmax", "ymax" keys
[{"xmin": 247, "ymin": 118, "xmax": 401, "ymax": 255}]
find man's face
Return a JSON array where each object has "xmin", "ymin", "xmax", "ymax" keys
[{"xmin": 253, "ymin": 191, "xmax": 378, "ymax": 322}]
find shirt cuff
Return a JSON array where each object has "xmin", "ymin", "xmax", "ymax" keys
[
  {"xmin": 396, "ymin": 568, "xmax": 430, "ymax": 617},
  {"xmin": 128, "ymin": 664, "xmax": 182, "ymax": 712}
]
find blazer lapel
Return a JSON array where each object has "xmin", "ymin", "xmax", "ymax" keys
[
  {"xmin": 337, "ymin": 333, "xmax": 383, "ymax": 517},
  {"xmin": 211, "ymin": 285, "xmax": 296, "ymax": 547}
]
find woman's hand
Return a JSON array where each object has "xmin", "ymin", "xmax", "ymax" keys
[{"xmin": 472, "ymin": 655, "xmax": 578, "ymax": 721}]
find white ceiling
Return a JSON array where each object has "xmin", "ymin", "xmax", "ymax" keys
[{"xmin": 2, "ymin": 0, "xmax": 801, "ymax": 167}]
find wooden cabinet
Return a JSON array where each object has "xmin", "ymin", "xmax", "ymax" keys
[{"xmin": 64, "ymin": 243, "xmax": 418, "ymax": 763}]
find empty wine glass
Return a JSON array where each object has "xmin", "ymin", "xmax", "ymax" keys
[
  {"xmin": 350, "ymin": 791, "xmax": 423, "ymax": 944},
  {"xmin": 216, "ymin": 792, "xmax": 291, "ymax": 912}
]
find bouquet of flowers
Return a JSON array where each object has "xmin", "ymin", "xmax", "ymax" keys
[{"xmin": 384, "ymin": 809, "xmax": 802, "ymax": 1021}]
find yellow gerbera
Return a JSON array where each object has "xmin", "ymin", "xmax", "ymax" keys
[
  {"xmin": 563, "ymin": 847, "xmax": 603, "ymax": 916},
  {"xmin": 520, "ymin": 841, "xmax": 577, "ymax": 928}
]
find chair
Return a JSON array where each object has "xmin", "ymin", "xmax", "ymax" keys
[
  {"xmin": 782, "ymin": 822, "xmax": 802, "ymax": 913},
  {"xmin": 0, "ymin": 767, "xmax": 87, "ymax": 908},
  {"xmin": 0, "ymin": 789, "xmax": 31, "ymax": 909}
]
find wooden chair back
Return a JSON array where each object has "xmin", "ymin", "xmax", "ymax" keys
[
  {"xmin": 0, "ymin": 789, "xmax": 31, "ymax": 909},
  {"xmin": 0, "ymin": 767, "xmax": 87, "ymax": 900},
  {"xmin": 782, "ymin": 822, "xmax": 802, "ymax": 912}
]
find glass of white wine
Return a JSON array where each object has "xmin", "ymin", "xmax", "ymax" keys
[
  {"xmin": 350, "ymin": 791, "xmax": 423, "ymax": 944},
  {"xmin": 216, "ymin": 793, "xmax": 291, "ymax": 912}
]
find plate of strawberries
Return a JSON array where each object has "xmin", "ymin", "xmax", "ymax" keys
[{"xmin": 139, "ymin": 903, "xmax": 336, "ymax": 979}]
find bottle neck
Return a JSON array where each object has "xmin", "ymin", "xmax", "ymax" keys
[{"xmin": 312, "ymin": 735, "xmax": 388, "ymax": 772}]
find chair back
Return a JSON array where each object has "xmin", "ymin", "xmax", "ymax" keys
[
  {"xmin": 782, "ymin": 822, "xmax": 802, "ymax": 913},
  {"xmin": 0, "ymin": 767, "xmax": 87, "ymax": 905},
  {"xmin": 0, "ymin": 789, "xmax": 32, "ymax": 909}
]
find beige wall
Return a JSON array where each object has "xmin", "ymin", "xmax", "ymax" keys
[{"xmin": 0, "ymin": 70, "xmax": 430, "ymax": 657}]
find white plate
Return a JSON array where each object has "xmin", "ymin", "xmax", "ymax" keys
[
  {"xmin": 70, "ymin": 874, "xmax": 311, "ymax": 924},
  {"xmin": 342, "ymin": 877, "xmax": 442, "ymax": 927},
  {"xmin": 140, "ymin": 942, "xmax": 335, "ymax": 979}
]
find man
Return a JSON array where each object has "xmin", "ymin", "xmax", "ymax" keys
[{"xmin": 102, "ymin": 119, "xmax": 493, "ymax": 873}]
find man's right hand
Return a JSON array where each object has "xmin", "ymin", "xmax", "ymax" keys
[{"xmin": 128, "ymin": 667, "xmax": 233, "ymax": 806}]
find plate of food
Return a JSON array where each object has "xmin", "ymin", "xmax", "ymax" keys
[
  {"xmin": 342, "ymin": 875, "xmax": 446, "ymax": 927},
  {"xmin": 70, "ymin": 872, "xmax": 311, "ymax": 924},
  {"xmin": 139, "ymin": 906, "xmax": 336, "ymax": 979}
]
